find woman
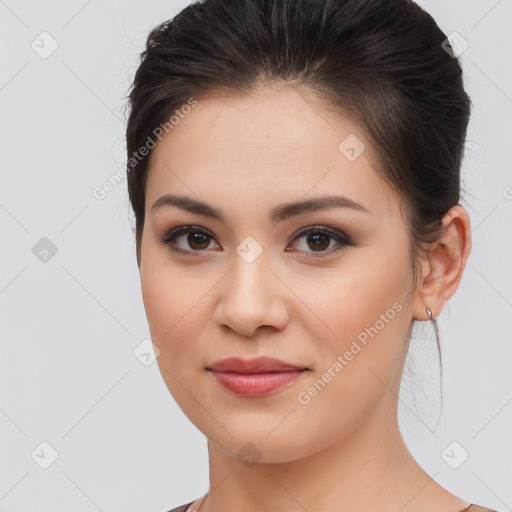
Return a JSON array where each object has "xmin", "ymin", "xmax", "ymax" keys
[{"xmin": 125, "ymin": 0, "xmax": 496, "ymax": 511}]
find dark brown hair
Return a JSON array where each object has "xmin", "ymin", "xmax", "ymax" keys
[{"xmin": 125, "ymin": 0, "xmax": 472, "ymax": 399}]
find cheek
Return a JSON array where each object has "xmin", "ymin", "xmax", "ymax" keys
[
  {"xmin": 141, "ymin": 270, "xmax": 178, "ymax": 342},
  {"xmin": 142, "ymin": 271, "xmax": 195, "ymax": 341},
  {"xmin": 140, "ymin": 251, "xmax": 216, "ymax": 373},
  {"xmin": 292, "ymin": 242, "xmax": 412, "ymax": 405},
  {"xmin": 270, "ymin": 265, "xmax": 411, "ymax": 459},
  {"xmin": 292, "ymin": 242, "xmax": 411, "ymax": 352},
  {"xmin": 141, "ymin": 265, "xmax": 209, "ymax": 419}
]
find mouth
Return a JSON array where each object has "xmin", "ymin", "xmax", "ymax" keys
[
  {"xmin": 206, "ymin": 356, "xmax": 310, "ymax": 397},
  {"xmin": 207, "ymin": 356, "xmax": 310, "ymax": 373}
]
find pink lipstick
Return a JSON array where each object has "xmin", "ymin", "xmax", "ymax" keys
[{"xmin": 207, "ymin": 356, "xmax": 309, "ymax": 397}]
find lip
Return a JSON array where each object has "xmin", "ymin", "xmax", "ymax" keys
[
  {"xmin": 206, "ymin": 357, "xmax": 310, "ymax": 397},
  {"xmin": 207, "ymin": 356, "xmax": 309, "ymax": 373}
]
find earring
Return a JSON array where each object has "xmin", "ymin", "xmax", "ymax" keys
[{"xmin": 425, "ymin": 306, "xmax": 440, "ymax": 354}]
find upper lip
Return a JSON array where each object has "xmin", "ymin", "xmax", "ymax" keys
[{"xmin": 207, "ymin": 356, "xmax": 309, "ymax": 374}]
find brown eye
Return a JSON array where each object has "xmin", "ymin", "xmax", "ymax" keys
[
  {"xmin": 159, "ymin": 226, "xmax": 220, "ymax": 253},
  {"xmin": 159, "ymin": 224, "xmax": 353, "ymax": 258},
  {"xmin": 187, "ymin": 231, "xmax": 211, "ymax": 250},
  {"xmin": 305, "ymin": 232, "xmax": 331, "ymax": 251},
  {"xmin": 286, "ymin": 226, "xmax": 353, "ymax": 257}
]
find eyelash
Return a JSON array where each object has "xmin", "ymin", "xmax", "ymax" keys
[{"xmin": 157, "ymin": 224, "xmax": 353, "ymax": 258}]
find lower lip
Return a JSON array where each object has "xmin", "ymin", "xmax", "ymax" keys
[{"xmin": 209, "ymin": 370, "xmax": 307, "ymax": 397}]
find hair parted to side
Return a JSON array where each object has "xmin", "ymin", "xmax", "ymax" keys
[{"xmin": 124, "ymin": 0, "xmax": 472, "ymax": 383}]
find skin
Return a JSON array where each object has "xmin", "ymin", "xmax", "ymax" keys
[{"xmin": 139, "ymin": 85, "xmax": 472, "ymax": 512}]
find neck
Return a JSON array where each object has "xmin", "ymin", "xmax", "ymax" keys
[{"xmin": 197, "ymin": 393, "xmax": 464, "ymax": 512}]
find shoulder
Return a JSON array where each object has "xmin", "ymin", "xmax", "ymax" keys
[
  {"xmin": 463, "ymin": 505, "xmax": 500, "ymax": 512},
  {"xmin": 161, "ymin": 502, "xmax": 500, "ymax": 512},
  {"xmin": 163, "ymin": 501, "xmax": 195, "ymax": 512},
  {"xmin": 162, "ymin": 502, "xmax": 499, "ymax": 512}
]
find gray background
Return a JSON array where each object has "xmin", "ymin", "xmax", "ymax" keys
[{"xmin": 0, "ymin": 0, "xmax": 511, "ymax": 511}]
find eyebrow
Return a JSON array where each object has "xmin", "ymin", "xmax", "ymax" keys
[{"xmin": 150, "ymin": 193, "xmax": 371, "ymax": 224}]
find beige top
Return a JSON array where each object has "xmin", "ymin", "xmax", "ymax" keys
[{"xmin": 165, "ymin": 501, "xmax": 498, "ymax": 512}]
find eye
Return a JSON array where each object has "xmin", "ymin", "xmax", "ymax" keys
[
  {"xmin": 286, "ymin": 225, "xmax": 353, "ymax": 257},
  {"xmin": 158, "ymin": 224, "xmax": 353, "ymax": 257},
  {"xmin": 158, "ymin": 225, "xmax": 220, "ymax": 254}
]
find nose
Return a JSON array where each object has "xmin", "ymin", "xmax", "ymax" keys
[{"xmin": 213, "ymin": 255, "xmax": 290, "ymax": 337}]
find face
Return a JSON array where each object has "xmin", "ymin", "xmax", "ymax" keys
[{"xmin": 140, "ymin": 86, "xmax": 417, "ymax": 463}]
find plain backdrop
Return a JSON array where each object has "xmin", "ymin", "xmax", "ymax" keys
[{"xmin": 1, "ymin": 0, "xmax": 511, "ymax": 511}]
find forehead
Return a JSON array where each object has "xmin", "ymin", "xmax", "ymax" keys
[{"xmin": 145, "ymin": 86, "xmax": 401, "ymax": 222}]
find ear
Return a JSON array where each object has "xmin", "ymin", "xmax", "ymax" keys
[{"xmin": 412, "ymin": 205, "xmax": 472, "ymax": 321}]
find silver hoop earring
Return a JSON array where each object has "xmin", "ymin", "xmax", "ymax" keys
[{"xmin": 426, "ymin": 307, "xmax": 433, "ymax": 320}]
